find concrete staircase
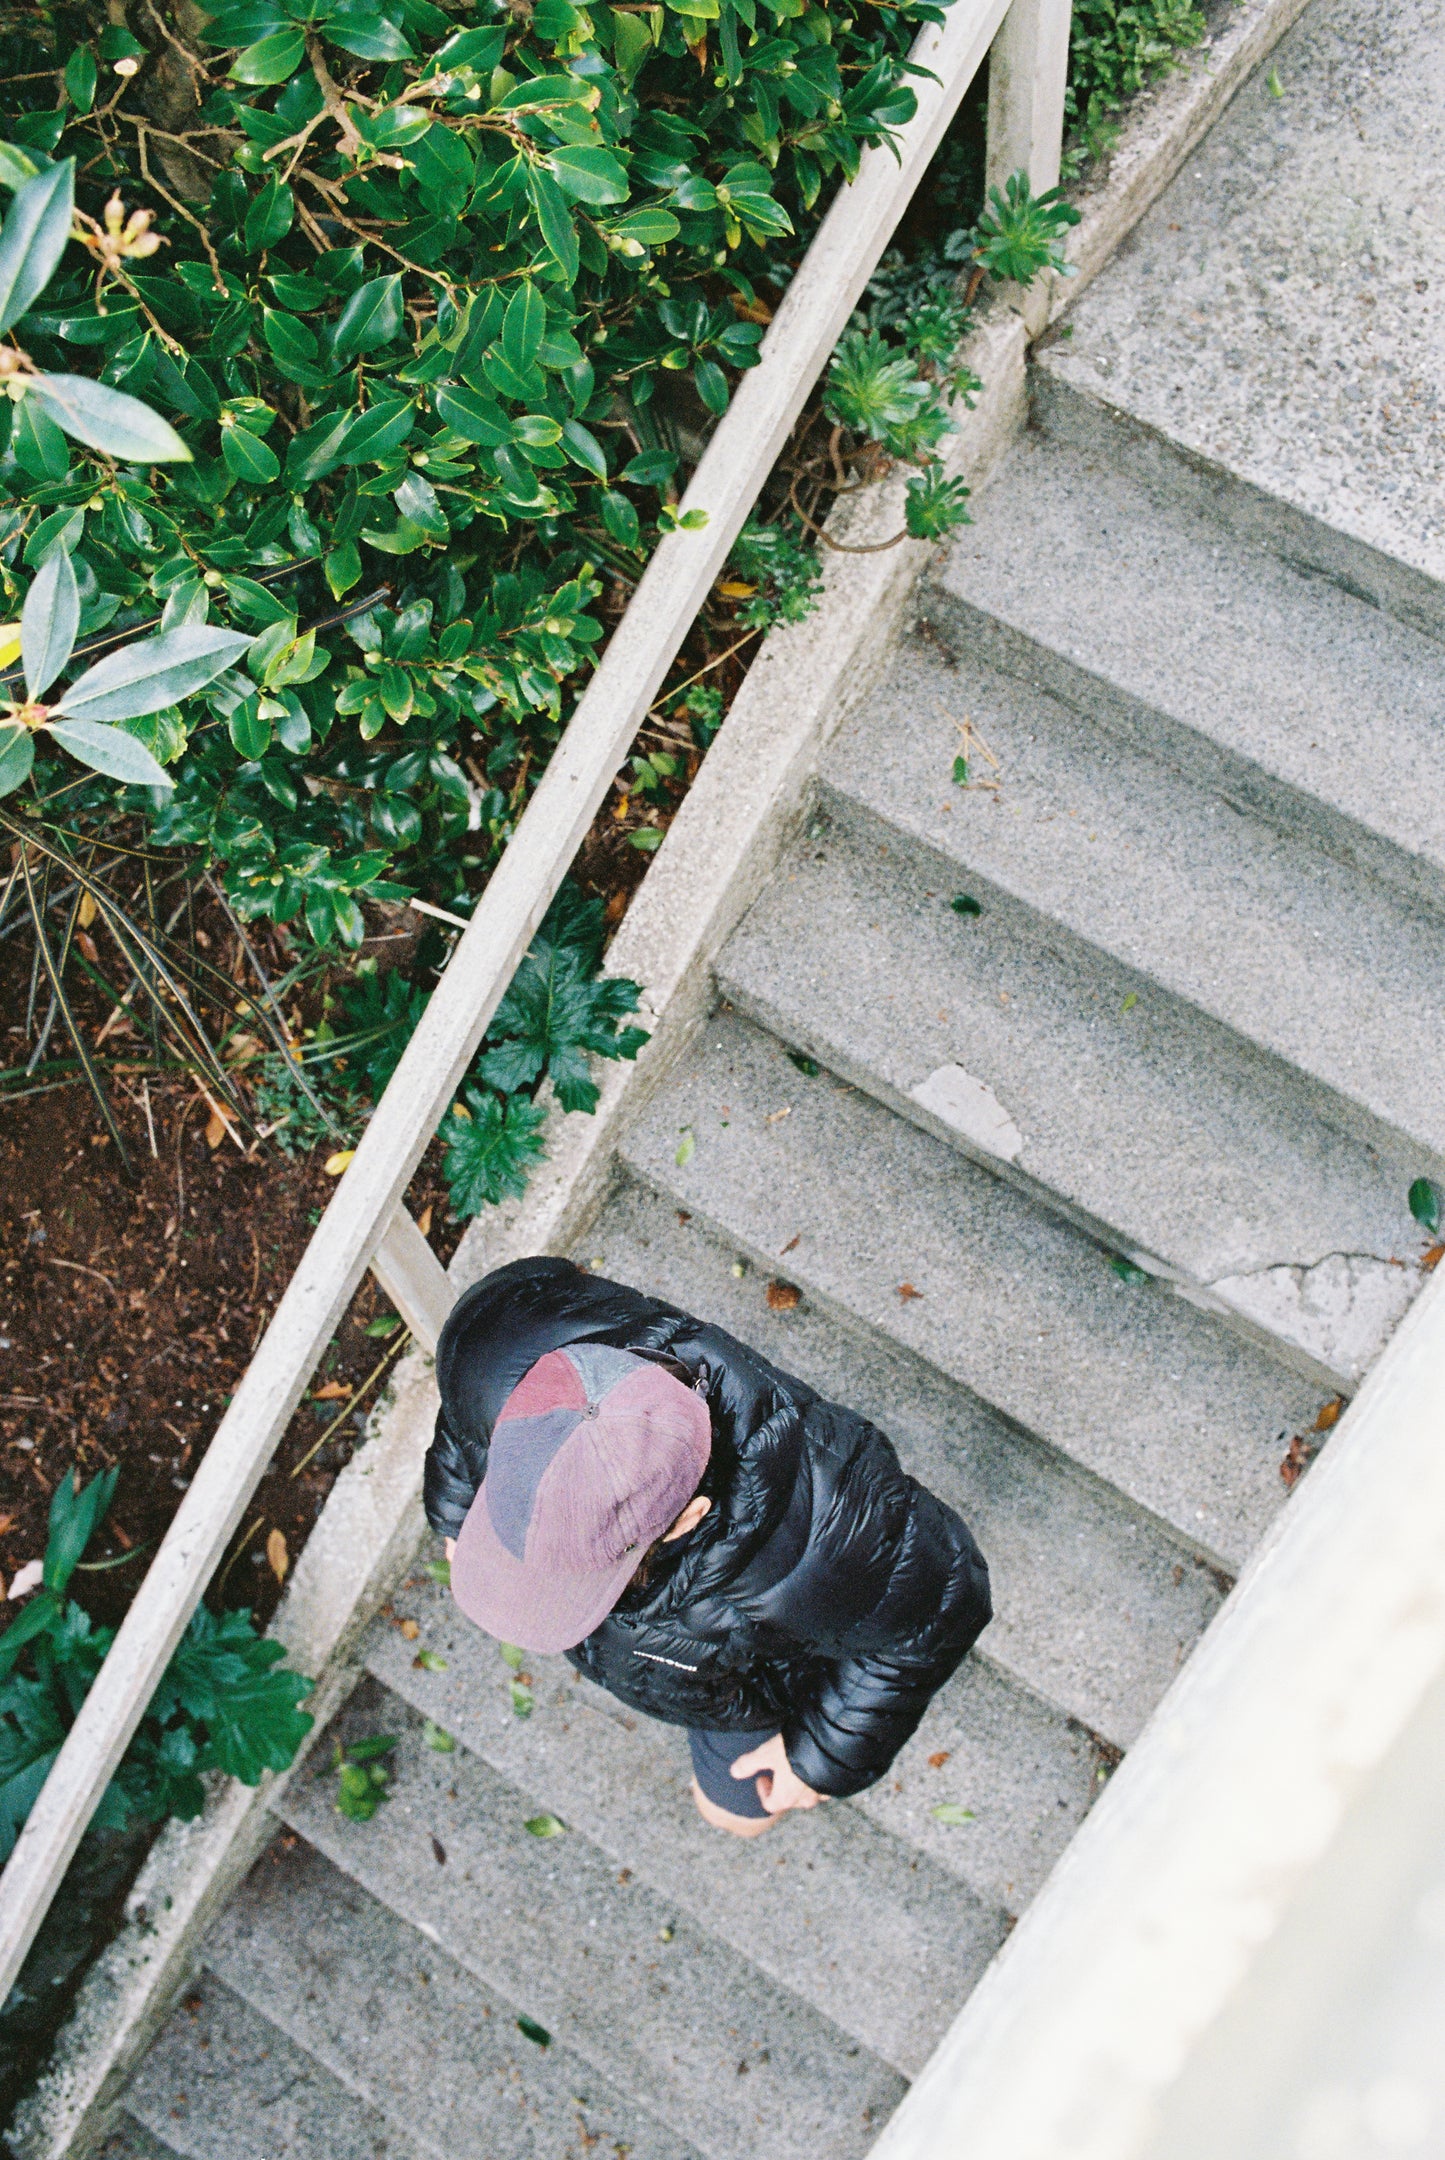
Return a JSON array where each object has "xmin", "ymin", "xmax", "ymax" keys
[{"xmin": 100, "ymin": 3, "xmax": 1444, "ymax": 2152}]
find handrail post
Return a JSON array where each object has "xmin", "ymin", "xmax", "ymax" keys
[{"xmin": 985, "ymin": 0, "xmax": 1074, "ymax": 331}]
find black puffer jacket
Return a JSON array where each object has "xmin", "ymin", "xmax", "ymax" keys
[{"xmin": 424, "ymin": 1256, "xmax": 991, "ymax": 1798}]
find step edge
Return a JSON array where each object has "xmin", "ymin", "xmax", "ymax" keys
[
  {"xmin": 613, "ymin": 1145, "xmax": 1251, "ymax": 1578},
  {"xmin": 918, "ymin": 566, "xmax": 1445, "ymax": 923},
  {"xmin": 716, "ymin": 963, "xmax": 1366, "ymax": 1395},
  {"xmin": 813, "ymin": 770, "xmax": 1445, "ymax": 1179},
  {"xmin": 268, "ymin": 1701, "xmax": 904, "ymax": 2160},
  {"xmin": 1030, "ymin": 362, "xmax": 1445, "ymax": 649}
]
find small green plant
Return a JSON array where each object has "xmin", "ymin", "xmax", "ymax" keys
[
  {"xmin": 332, "ymin": 1733, "xmax": 397, "ymax": 1822},
  {"xmin": 970, "ymin": 173, "xmax": 1080, "ymax": 286},
  {"xmin": 1063, "ymin": 0, "xmax": 1208, "ymax": 171},
  {"xmin": 0, "ymin": 1469, "xmax": 313, "ymax": 1860},
  {"xmin": 440, "ymin": 1085, "xmax": 551, "ymax": 1213},
  {"xmin": 728, "ymin": 517, "xmax": 827, "ymax": 631}
]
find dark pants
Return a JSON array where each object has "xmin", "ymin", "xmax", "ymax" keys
[{"xmin": 687, "ymin": 1726, "xmax": 777, "ymax": 1820}]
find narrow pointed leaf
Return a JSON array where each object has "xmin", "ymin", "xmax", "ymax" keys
[
  {"xmin": 0, "ymin": 159, "xmax": 74, "ymax": 336},
  {"xmin": 29, "ymin": 374, "xmax": 192, "ymax": 462},
  {"xmin": 54, "ymin": 624, "xmax": 253, "ymax": 725},
  {"xmin": 0, "ymin": 721, "xmax": 34, "ymax": 797},
  {"xmin": 21, "ymin": 544, "xmax": 78, "ymax": 701},
  {"xmin": 47, "ymin": 717, "xmax": 176, "ymax": 789},
  {"xmin": 17, "ymin": 850, "xmax": 134, "ymax": 1174}
]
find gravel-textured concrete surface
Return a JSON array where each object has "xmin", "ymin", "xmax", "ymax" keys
[
  {"xmin": 366, "ymin": 1581, "xmax": 1005, "ymax": 2075},
  {"xmin": 1041, "ymin": 0, "xmax": 1445, "ymax": 594},
  {"xmin": 277, "ymin": 1682, "xmax": 906, "ymax": 2160},
  {"xmin": 207, "ymin": 1838, "xmax": 699, "ymax": 2160},
  {"xmin": 622, "ymin": 1010, "xmax": 1318, "ymax": 1571},
  {"xmin": 125, "ymin": 1973, "xmax": 434, "ymax": 2160},
  {"xmin": 575, "ymin": 1181, "xmax": 1225, "ymax": 1743},
  {"xmin": 825, "ymin": 644, "xmax": 1445, "ymax": 1170},
  {"xmin": 931, "ymin": 427, "xmax": 1445, "ymax": 913},
  {"xmin": 97, "ymin": 2121, "xmax": 182, "ymax": 2160},
  {"xmin": 721, "ymin": 816, "xmax": 1421, "ymax": 1386}
]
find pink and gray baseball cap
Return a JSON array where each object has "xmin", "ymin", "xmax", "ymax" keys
[{"xmin": 450, "ymin": 1343, "xmax": 712, "ymax": 1654}]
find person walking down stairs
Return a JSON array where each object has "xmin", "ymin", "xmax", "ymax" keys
[{"xmin": 425, "ymin": 1256, "xmax": 994, "ymax": 1836}]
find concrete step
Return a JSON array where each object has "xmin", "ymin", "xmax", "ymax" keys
[
  {"xmin": 1033, "ymin": 0, "xmax": 1445, "ymax": 644},
  {"xmin": 719, "ymin": 812, "xmax": 1422, "ymax": 1388},
  {"xmin": 365, "ymin": 1584, "xmax": 1011, "ymax": 2074},
  {"xmin": 821, "ymin": 639, "xmax": 1445, "ymax": 1176},
  {"xmin": 276, "ymin": 1679, "xmax": 908, "ymax": 2160},
  {"xmin": 98, "ymin": 2120, "xmax": 184, "ymax": 2160},
  {"xmin": 924, "ymin": 423, "xmax": 1445, "ymax": 917},
  {"xmin": 1030, "ymin": 366, "xmax": 1445, "ymax": 649},
  {"xmin": 572, "ymin": 1180, "xmax": 1224, "ymax": 1746},
  {"xmin": 370, "ymin": 1582, "xmax": 1099, "ymax": 1939},
  {"xmin": 206, "ymin": 1836, "xmax": 700, "ymax": 2160},
  {"xmin": 123, "ymin": 1971, "xmax": 434, "ymax": 2160},
  {"xmin": 618, "ymin": 1010, "xmax": 1321, "ymax": 1573}
]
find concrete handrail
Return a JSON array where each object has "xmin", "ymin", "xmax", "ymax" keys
[{"xmin": 0, "ymin": 0, "xmax": 1068, "ymax": 2003}]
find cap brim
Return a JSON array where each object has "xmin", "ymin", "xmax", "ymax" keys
[{"xmin": 450, "ymin": 1484, "xmax": 641, "ymax": 1655}]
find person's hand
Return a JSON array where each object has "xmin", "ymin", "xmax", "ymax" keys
[{"xmin": 730, "ymin": 1733, "xmax": 824, "ymax": 1816}]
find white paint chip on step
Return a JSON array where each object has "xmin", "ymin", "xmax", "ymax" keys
[
  {"xmin": 909, "ymin": 1064, "xmax": 1025, "ymax": 1162},
  {"xmin": 1212, "ymin": 1252, "xmax": 1421, "ymax": 1389}
]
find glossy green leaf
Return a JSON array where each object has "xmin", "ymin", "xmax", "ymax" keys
[
  {"xmin": 231, "ymin": 27, "xmax": 307, "ymax": 83},
  {"xmin": 0, "ymin": 158, "xmax": 75, "ymax": 336},
  {"xmin": 516, "ymin": 2016, "xmax": 551, "ymax": 2048},
  {"xmin": 222, "ymin": 422, "xmax": 281, "ymax": 482},
  {"xmin": 523, "ymin": 1813, "xmax": 566, "ymax": 1838},
  {"xmin": 63, "ymin": 47, "xmax": 98, "ymax": 114},
  {"xmin": 501, "ymin": 282, "xmax": 546, "ymax": 375},
  {"xmin": 245, "ymin": 175, "xmax": 294, "ymax": 251},
  {"xmin": 337, "ymin": 395, "xmax": 415, "ymax": 464},
  {"xmin": 526, "ymin": 164, "xmax": 579, "ymax": 285},
  {"xmin": 261, "ymin": 307, "xmax": 318, "ymax": 369},
  {"xmin": 931, "ymin": 1802, "xmax": 976, "ymax": 1826},
  {"xmin": 547, "ymin": 144, "xmax": 629, "ymax": 205},
  {"xmin": 559, "ymin": 417, "xmax": 607, "ymax": 478},
  {"xmin": 433, "ymin": 381, "xmax": 511, "ymax": 445},
  {"xmin": 332, "ymin": 273, "xmax": 404, "ymax": 365},
  {"xmin": 326, "ymin": 8, "xmax": 414, "ymax": 61},
  {"xmin": 325, "ymin": 540, "xmax": 362, "ymax": 597},
  {"xmin": 21, "ymin": 542, "xmax": 79, "ymax": 701}
]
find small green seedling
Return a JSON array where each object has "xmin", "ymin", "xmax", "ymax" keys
[{"xmin": 334, "ymin": 1734, "xmax": 397, "ymax": 1821}]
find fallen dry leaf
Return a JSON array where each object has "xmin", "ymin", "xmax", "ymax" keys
[
  {"xmin": 1422, "ymin": 1244, "xmax": 1445, "ymax": 1274},
  {"xmin": 765, "ymin": 1105, "xmax": 792, "ymax": 1125},
  {"xmin": 779, "ymin": 1233, "xmax": 800, "ymax": 1255},
  {"xmin": 76, "ymin": 931, "xmax": 100, "ymax": 967},
  {"xmin": 1313, "ymin": 1397, "xmax": 1345, "ymax": 1432},
  {"xmin": 897, "ymin": 1282, "xmax": 924, "ymax": 1302},
  {"xmin": 6, "ymin": 1559, "xmax": 43, "ymax": 1601},
  {"xmin": 313, "ymin": 1380, "xmax": 350, "ymax": 1401},
  {"xmin": 324, "ymin": 1149, "xmax": 356, "ymax": 1176},
  {"xmin": 77, "ymin": 890, "xmax": 98, "ymax": 930},
  {"xmin": 765, "ymin": 1280, "xmax": 801, "ymax": 1311},
  {"xmin": 266, "ymin": 1527, "xmax": 289, "ymax": 1583},
  {"xmin": 416, "ymin": 1204, "xmax": 434, "ymax": 1239},
  {"xmin": 0, "ymin": 1513, "xmax": 15, "ymax": 1537},
  {"xmin": 928, "ymin": 1751, "xmax": 952, "ymax": 1769},
  {"xmin": 399, "ymin": 1619, "xmax": 420, "ymax": 1641},
  {"xmin": 204, "ymin": 1110, "xmax": 227, "ymax": 1151}
]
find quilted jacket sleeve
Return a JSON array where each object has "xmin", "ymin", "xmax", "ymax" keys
[
  {"xmin": 422, "ymin": 1403, "xmax": 486, "ymax": 1539},
  {"xmin": 772, "ymin": 1413, "xmax": 992, "ymax": 1798}
]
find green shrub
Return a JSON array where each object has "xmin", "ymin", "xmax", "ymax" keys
[
  {"xmin": 0, "ymin": 1468, "xmax": 313, "ymax": 1861},
  {"xmin": 0, "ymin": 0, "xmax": 956, "ymax": 944},
  {"xmin": 1064, "ymin": 0, "xmax": 1208, "ymax": 169}
]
